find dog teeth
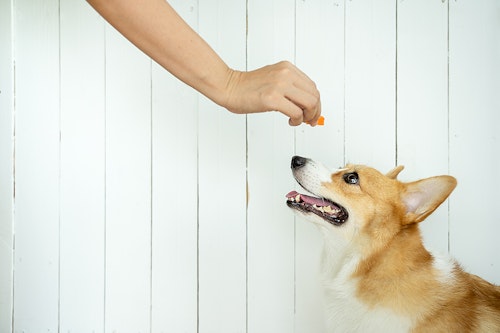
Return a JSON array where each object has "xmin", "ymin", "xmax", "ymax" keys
[
  {"xmin": 287, "ymin": 194, "xmax": 301, "ymax": 203},
  {"xmin": 323, "ymin": 206, "xmax": 332, "ymax": 213},
  {"xmin": 313, "ymin": 204, "xmax": 324, "ymax": 213}
]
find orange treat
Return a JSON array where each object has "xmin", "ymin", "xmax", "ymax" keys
[{"xmin": 307, "ymin": 115, "xmax": 325, "ymax": 126}]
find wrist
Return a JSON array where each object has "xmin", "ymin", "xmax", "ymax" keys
[{"xmin": 203, "ymin": 67, "xmax": 242, "ymax": 113}]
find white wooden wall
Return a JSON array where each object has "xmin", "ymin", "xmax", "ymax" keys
[{"xmin": 1, "ymin": 0, "xmax": 499, "ymax": 332}]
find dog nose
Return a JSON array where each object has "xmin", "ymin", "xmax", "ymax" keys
[{"xmin": 291, "ymin": 156, "xmax": 307, "ymax": 169}]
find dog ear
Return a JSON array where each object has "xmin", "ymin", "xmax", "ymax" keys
[
  {"xmin": 402, "ymin": 175, "xmax": 457, "ymax": 224},
  {"xmin": 386, "ymin": 165, "xmax": 404, "ymax": 179}
]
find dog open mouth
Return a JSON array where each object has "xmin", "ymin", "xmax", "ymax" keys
[{"xmin": 286, "ymin": 191, "xmax": 348, "ymax": 226}]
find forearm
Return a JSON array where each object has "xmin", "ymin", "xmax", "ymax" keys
[
  {"xmin": 88, "ymin": 0, "xmax": 322, "ymax": 125},
  {"xmin": 87, "ymin": 0, "xmax": 232, "ymax": 106}
]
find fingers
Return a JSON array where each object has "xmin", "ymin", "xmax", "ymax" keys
[
  {"xmin": 304, "ymin": 100, "xmax": 322, "ymax": 127},
  {"xmin": 268, "ymin": 96, "xmax": 303, "ymax": 126},
  {"xmin": 275, "ymin": 96, "xmax": 321, "ymax": 127},
  {"xmin": 284, "ymin": 85, "xmax": 321, "ymax": 124},
  {"xmin": 273, "ymin": 62, "xmax": 322, "ymax": 126}
]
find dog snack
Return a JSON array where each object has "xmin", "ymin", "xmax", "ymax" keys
[{"xmin": 307, "ymin": 115, "xmax": 325, "ymax": 126}]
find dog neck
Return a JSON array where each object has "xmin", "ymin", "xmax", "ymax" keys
[
  {"xmin": 319, "ymin": 223, "xmax": 431, "ymax": 288},
  {"xmin": 352, "ymin": 224, "xmax": 435, "ymax": 314},
  {"xmin": 354, "ymin": 224, "xmax": 431, "ymax": 279},
  {"xmin": 317, "ymin": 226, "xmax": 361, "ymax": 283}
]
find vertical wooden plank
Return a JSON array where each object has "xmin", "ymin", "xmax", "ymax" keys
[
  {"xmin": 295, "ymin": 0, "xmax": 346, "ymax": 163},
  {"xmin": 449, "ymin": 0, "xmax": 500, "ymax": 284},
  {"xmin": 344, "ymin": 0, "xmax": 396, "ymax": 169},
  {"xmin": 397, "ymin": 0, "xmax": 449, "ymax": 253},
  {"xmin": 197, "ymin": 0, "xmax": 247, "ymax": 331},
  {"xmin": 104, "ymin": 25, "xmax": 152, "ymax": 332},
  {"xmin": 246, "ymin": 1, "xmax": 295, "ymax": 332},
  {"xmin": 59, "ymin": 1, "xmax": 106, "ymax": 331},
  {"xmin": 0, "ymin": 1, "xmax": 14, "ymax": 331},
  {"xmin": 12, "ymin": 0, "xmax": 61, "ymax": 330},
  {"xmin": 295, "ymin": 1, "xmax": 345, "ymax": 332},
  {"xmin": 150, "ymin": 1, "xmax": 199, "ymax": 332}
]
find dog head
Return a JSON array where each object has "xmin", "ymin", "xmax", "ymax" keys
[{"xmin": 286, "ymin": 156, "xmax": 457, "ymax": 256}]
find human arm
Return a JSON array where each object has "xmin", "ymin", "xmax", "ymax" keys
[{"xmin": 87, "ymin": 0, "xmax": 322, "ymax": 126}]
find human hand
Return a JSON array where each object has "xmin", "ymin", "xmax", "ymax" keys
[{"xmin": 222, "ymin": 61, "xmax": 322, "ymax": 126}]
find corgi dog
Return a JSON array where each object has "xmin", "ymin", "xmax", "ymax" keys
[{"xmin": 286, "ymin": 156, "xmax": 500, "ymax": 333}]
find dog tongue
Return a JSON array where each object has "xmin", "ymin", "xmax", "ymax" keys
[{"xmin": 286, "ymin": 191, "xmax": 331, "ymax": 207}]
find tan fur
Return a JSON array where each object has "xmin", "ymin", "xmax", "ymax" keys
[{"xmin": 289, "ymin": 158, "xmax": 500, "ymax": 332}]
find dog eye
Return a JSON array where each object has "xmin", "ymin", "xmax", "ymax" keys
[{"xmin": 343, "ymin": 172, "xmax": 359, "ymax": 185}]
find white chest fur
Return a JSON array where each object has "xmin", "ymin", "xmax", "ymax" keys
[
  {"xmin": 320, "ymin": 253, "xmax": 413, "ymax": 333},
  {"xmin": 323, "ymin": 284, "xmax": 413, "ymax": 333}
]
